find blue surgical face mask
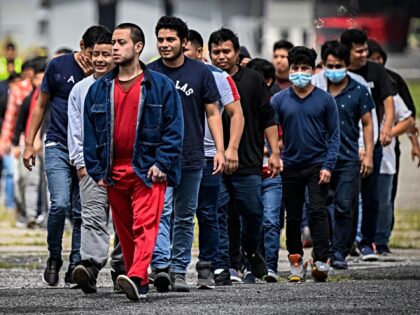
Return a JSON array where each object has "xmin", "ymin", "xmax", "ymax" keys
[
  {"xmin": 289, "ymin": 72, "xmax": 312, "ymax": 88},
  {"xmin": 325, "ymin": 68, "xmax": 347, "ymax": 83}
]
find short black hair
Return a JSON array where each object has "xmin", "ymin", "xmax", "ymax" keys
[
  {"xmin": 82, "ymin": 25, "xmax": 110, "ymax": 48},
  {"xmin": 21, "ymin": 59, "xmax": 35, "ymax": 72},
  {"xmin": 340, "ymin": 29, "xmax": 367, "ymax": 49},
  {"xmin": 54, "ymin": 47, "xmax": 72, "ymax": 55},
  {"xmin": 188, "ymin": 29, "xmax": 204, "ymax": 48},
  {"xmin": 31, "ymin": 56, "xmax": 48, "ymax": 74},
  {"xmin": 239, "ymin": 46, "xmax": 251, "ymax": 60},
  {"xmin": 155, "ymin": 16, "xmax": 189, "ymax": 41},
  {"xmin": 7, "ymin": 72, "xmax": 20, "ymax": 82},
  {"xmin": 246, "ymin": 58, "xmax": 275, "ymax": 85},
  {"xmin": 321, "ymin": 40, "xmax": 350, "ymax": 66},
  {"xmin": 367, "ymin": 39, "xmax": 388, "ymax": 65},
  {"xmin": 115, "ymin": 23, "xmax": 145, "ymax": 46},
  {"xmin": 95, "ymin": 31, "xmax": 113, "ymax": 46},
  {"xmin": 6, "ymin": 42, "xmax": 15, "ymax": 50},
  {"xmin": 288, "ymin": 46, "xmax": 317, "ymax": 69},
  {"xmin": 208, "ymin": 28, "xmax": 240, "ymax": 52},
  {"xmin": 273, "ymin": 39, "xmax": 294, "ymax": 52}
]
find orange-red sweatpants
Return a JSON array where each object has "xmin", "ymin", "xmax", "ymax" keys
[{"xmin": 107, "ymin": 163, "xmax": 166, "ymax": 285}]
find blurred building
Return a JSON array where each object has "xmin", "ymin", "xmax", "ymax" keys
[{"xmin": 1, "ymin": 0, "xmax": 420, "ymax": 60}]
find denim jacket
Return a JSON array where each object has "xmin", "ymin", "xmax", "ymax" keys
[{"xmin": 83, "ymin": 62, "xmax": 184, "ymax": 187}]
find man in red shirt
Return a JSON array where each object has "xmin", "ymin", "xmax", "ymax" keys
[{"xmin": 83, "ymin": 23, "xmax": 183, "ymax": 301}]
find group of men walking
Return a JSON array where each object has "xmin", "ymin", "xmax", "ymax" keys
[{"xmin": 11, "ymin": 14, "xmax": 418, "ymax": 302}]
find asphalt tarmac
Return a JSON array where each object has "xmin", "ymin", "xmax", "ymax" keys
[{"xmin": 1, "ymin": 249, "xmax": 419, "ymax": 314}]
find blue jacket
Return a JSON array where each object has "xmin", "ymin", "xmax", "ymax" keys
[{"xmin": 83, "ymin": 62, "xmax": 184, "ymax": 187}]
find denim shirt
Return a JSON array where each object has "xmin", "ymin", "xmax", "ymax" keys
[{"xmin": 83, "ymin": 62, "xmax": 184, "ymax": 187}]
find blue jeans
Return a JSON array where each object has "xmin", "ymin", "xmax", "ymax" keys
[
  {"xmin": 329, "ymin": 160, "xmax": 360, "ymax": 257},
  {"xmin": 152, "ymin": 169, "xmax": 203, "ymax": 273},
  {"xmin": 375, "ymin": 174, "xmax": 394, "ymax": 246},
  {"xmin": 151, "ymin": 187, "xmax": 173, "ymax": 270},
  {"xmin": 197, "ymin": 159, "xmax": 221, "ymax": 267},
  {"xmin": 2, "ymin": 154, "xmax": 15, "ymax": 209},
  {"xmin": 261, "ymin": 175, "xmax": 282, "ymax": 272},
  {"xmin": 44, "ymin": 142, "xmax": 81, "ymax": 265},
  {"xmin": 360, "ymin": 146, "xmax": 383, "ymax": 247},
  {"xmin": 216, "ymin": 174, "xmax": 263, "ymax": 269}
]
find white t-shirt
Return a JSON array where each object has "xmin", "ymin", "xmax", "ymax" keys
[
  {"xmin": 380, "ymin": 94, "xmax": 412, "ymax": 175},
  {"xmin": 204, "ymin": 64, "xmax": 239, "ymax": 157}
]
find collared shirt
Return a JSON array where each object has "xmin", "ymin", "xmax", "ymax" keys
[
  {"xmin": 332, "ymin": 77, "xmax": 375, "ymax": 161},
  {"xmin": 1, "ymin": 78, "xmax": 33, "ymax": 144},
  {"xmin": 312, "ymin": 70, "xmax": 379, "ymax": 149}
]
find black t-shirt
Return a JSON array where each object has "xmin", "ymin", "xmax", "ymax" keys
[
  {"xmin": 225, "ymin": 66, "xmax": 276, "ymax": 175},
  {"xmin": 386, "ymin": 68, "xmax": 416, "ymax": 117},
  {"xmin": 351, "ymin": 61, "xmax": 396, "ymax": 124},
  {"xmin": 148, "ymin": 57, "xmax": 220, "ymax": 170}
]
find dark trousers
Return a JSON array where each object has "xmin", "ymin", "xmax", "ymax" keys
[
  {"xmin": 390, "ymin": 138, "xmax": 400, "ymax": 231},
  {"xmin": 329, "ymin": 160, "xmax": 360, "ymax": 257},
  {"xmin": 282, "ymin": 164, "xmax": 330, "ymax": 262},
  {"xmin": 360, "ymin": 146, "xmax": 383, "ymax": 247},
  {"xmin": 216, "ymin": 174, "xmax": 263, "ymax": 270},
  {"xmin": 197, "ymin": 159, "xmax": 222, "ymax": 267}
]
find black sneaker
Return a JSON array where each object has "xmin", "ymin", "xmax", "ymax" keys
[
  {"xmin": 117, "ymin": 275, "xmax": 149, "ymax": 301},
  {"xmin": 170, "ymin": 272, "xmax": 190, "ymax": 292},
  {"xmin": 360, "ymin": 245, "xmax": 378, "ymax": 261},
  {"xmin": 73, "ymin": 262, "xmax": 99, "ymax": 294},
  {"xmin": 376, "ymin": 245, "xmax": 391, "ymax": 255},
  {"xmin": 111, "ymin": 269, "xmax": 126, "ymax": 294},
  {"xmin": 349, "ymin": 242, "xmax": 361, "ymax": 257},
  {"xmin": 64, "ymin": 265, "xmax": 79, "ymax": 288},
  {"xmin": 245, "ymin": 252, "xmax": 268, "ymax": 279},
  {"xmin": 148, "ymin": 269, "xmax": 156, "ymax": 284},
  {"xmin": 154, "ymin": 268, "xmax": 171, "ymax": 293},
  {"xmin": 196, "ymin": 261, "xmax": 215, "ymax": 290},
  {"xmin": 42, "ymin": 257, "xmax": 63, "ymax": 287},
  {"xmin": 242, "ymin": 269, "xmax": 256, "ymax": 284},
  {"xmin": 214, "ymin": 268, "xmax": 232, "ymax": 286}
]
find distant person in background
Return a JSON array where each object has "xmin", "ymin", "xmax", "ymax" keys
[
  {"xmin": 272, "ymin": 40, "xmax": 293, "ymax": 90},
  {"xmin": 238, "ymin": 46, "xmax": 251, "ymax": 67},
  {"xmin": 1, "ymin": 60, "xmax": 36, "ymax": 220},
  {"xmin": 247, "ymin": 57, "xmax": 280, "ymax": 95},
  {"xmin": 0, "ymin": 42, "xmax": 23, "ymax": 81},
  {"xmin": 11, "ymin": 57, "xmax": 48, "ymax": 228}
]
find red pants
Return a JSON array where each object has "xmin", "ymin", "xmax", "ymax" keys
[{"xmin": 107, "ymin": 162, "xmax": 166, "ymax": 285}]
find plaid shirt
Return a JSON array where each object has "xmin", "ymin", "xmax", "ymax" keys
[{"xmin": 1, "ymin": 79, "xmax": 33, "ymax": 144}]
